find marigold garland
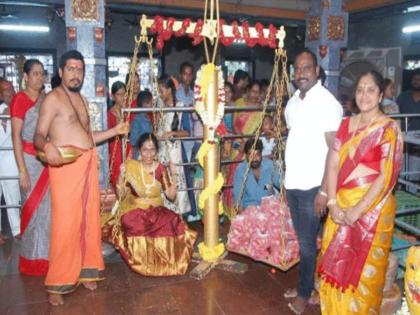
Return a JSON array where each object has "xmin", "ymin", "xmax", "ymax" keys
[{"xmin": 198, "ymin": 242, "xmax": 225, "ymax": 262}]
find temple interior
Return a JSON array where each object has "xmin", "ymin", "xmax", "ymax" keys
[{"xmin": 0, "ymin": 0, "xmax": 419, "ymax": 314}]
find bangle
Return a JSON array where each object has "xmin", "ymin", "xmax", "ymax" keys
[
  {"xmin": 19, "ymin": 167, "xmax": 27, "ymax": 174},
  {"xmin": 327, "ymin": 199, "xmax": 337, "ymax": 207},
  {"xmin": 318, "ymin": 189, "xmax": 327, "ymax": 197}
]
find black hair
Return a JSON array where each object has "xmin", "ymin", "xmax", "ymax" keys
[
  {"xmin": 137, "ymin": 90, "xmax": 153, "ymax": 107},
  {"xmin": 158, "ymin": 75, "xmax": 178, "ymax": 131},
  {"xmin": 111, "ymin": 81, "xmax": 126, "ymax": 95},
  {"xmin": 247, "ymin": 80, "xmax": 261, "ymax": 91},
  {"xmin": 244, "ymin": 138, "xmax": 263, "ymax": 154},
  {"xmin": 180, "ymin": 62, "xmax": 193, "ymax": 73},
  {"xmin": 50, "ymin": 72, "xmax": 61, "ymax": 89},
  {"xmin": 23, "ymin": 59, "xmax": 43, "ymax": 75},
  {"xmin": 263, "ymin": 114, "xmax": 273, "ymax": 123},
  {"xmin": 224, "ymin": 81, "xmax": 234, "ymax": 92},
  {"xmin": 412, "ymin": 68, "xmax": 420, "ymax": 78},
  {"xmin": 233, "ymin": 69, "xmax": 250, "ymax": 85},
  {"xmin": 383, "ymin": 78, "xmax": 393, "ymax": 89},
  {"xmin": 260, "ymin": 79, "xmax": 270, "ymax": 88},
  {"xmin": 138, "ymin": 132, "xmax": 159, "ymax": 151},
  {"xmin": 354, "ymin": 70, "xmax": 385, "ymax": 95},
  {"xmin": 125, "ymin": 72, "xmax": 139, "ymax": 85},
  {"xmin": 339, "ymin": 94, "xmax": 351, "ymax": 104},
  {"xmin": 59, "ymin": 50, "xmax": 85, "ymax": 71},
  {"xmin": 294, "ymin": 48, "xmax": 318, "ymax": 67}
]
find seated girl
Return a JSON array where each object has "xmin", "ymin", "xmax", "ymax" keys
[{"xmin": 103, "ymin": 133, "xmax": 197, "ymax": 276}]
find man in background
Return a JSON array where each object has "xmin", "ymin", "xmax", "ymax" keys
[{"xmin": 0, "ymin": 79, "xmax": 20, "ymax": 242}]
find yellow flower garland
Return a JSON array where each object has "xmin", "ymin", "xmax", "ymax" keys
[
  {"xmin": 194, "ymin": 63, "xmax": 226, "ymax": 261},
  {"xmin": 198, "ymin": 242, "xmax": 225, "ymax": 262},
  {"xmin": 196, "ymin": 140, "xmax": 224, "ymax": 214}
]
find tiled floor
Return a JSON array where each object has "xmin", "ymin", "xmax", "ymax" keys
[{"xmin": 0, "ymin": 221, "xmax": 321, "ymax": 315}]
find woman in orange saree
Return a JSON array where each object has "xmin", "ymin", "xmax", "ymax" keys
[
  {"xmin": 103, "ymin": 133, "xmax": 197, "ymax": 276},
  {"xmin": 318, "ymin": 70, "xmax": 403, "ymax": 315},
  {"xmin": 223, "ymin": 81, "xmax": 262, "ymax": 217}
]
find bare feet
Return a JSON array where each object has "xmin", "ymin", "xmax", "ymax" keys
[
  {"xmin": 284, "ymin": 288, "xmax": 298, "ymax": 299},
  {"xmin": 0, "ymin": 238, "xmax": 4, "ymax": 245},
  {"xmin": 81, "ymin": 281, "xmax": 97, "ymax": 291},
  {"xmin": 48, "ymin": 293, "xmax": 64, "ymax": 306},
  {"xmin": 0, "ymin": 233, "xmax": 9, "ymax": 241},
  {"xmin": 308, "ymin": 291, "xmax": 320, "ymax": 305},
  {"xmin": 288, "ymin": 296, "xmax": 308, "ymax": 315}
]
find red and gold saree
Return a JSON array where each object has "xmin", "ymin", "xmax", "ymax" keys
[
  {"xmin": 319, "ymin": 117, "xmax": 403, "ymax": 314},
  {"xmin": 103, "ymin": 160, "xmax": 197, "ymax": 276}
]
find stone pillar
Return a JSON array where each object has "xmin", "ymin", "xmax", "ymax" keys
[
  {"xmin": 64, "ymin": 0, "xmax": 108, "ymax": 186},
  {"xmin": 305, "ymin": 0, "xmax": 348, "ymax": 96}
]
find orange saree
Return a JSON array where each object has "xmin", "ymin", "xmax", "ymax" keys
[
  {"xmin": 45, "ymin": 148, "xmax": 104, "ymax": 294},
  {"xmin": 319, "ymin": 117, "xmax": 403, "ymax": 314}
]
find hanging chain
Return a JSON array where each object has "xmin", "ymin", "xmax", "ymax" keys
[
  {"xmin": 270, "ymin": 49, "xmax": 289, "ymax": 200},
  {"xmin": 100, "ymin": 25, "xmax": 142, "ymax": 216},
  {"xmin": 233, "ymin": 49, "xmax": 282, "ymax": 217}
]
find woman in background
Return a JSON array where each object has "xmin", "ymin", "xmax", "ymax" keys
[
  {"xmin": 108, "ymin": 81, "xmax": 133, "ymax": 190},
  {"xmin": 381, "ymin": 78, "xmax": 400, "ymax": 115},
  {"xmin": 11, "ymin": 59, "xmax": 49, "ymax": 276},
  {"xmin": 156, "ymin": 75, "xmax": 191, "ymax": 215}
]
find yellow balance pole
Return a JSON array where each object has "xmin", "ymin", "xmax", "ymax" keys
[{"xmin": 203, "ymin": 66, "xmax": 219, "ymax": 250}]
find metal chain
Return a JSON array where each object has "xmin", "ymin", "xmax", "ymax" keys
[
  {"xmin": 100, "ymin": 27, "xmax": 142, "ymax": 216},
  {"xmin": 233, "ymin": 49, "xmax": 282, "ymax": 216}
]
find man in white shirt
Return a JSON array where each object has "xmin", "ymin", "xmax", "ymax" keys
[
  {"xmin": 0, "ymin": 79, "xmax": 20, "ymax": 242},
  {"xmin": 284, "ymin": 49, "xmax": 343, "ymax": 314}
]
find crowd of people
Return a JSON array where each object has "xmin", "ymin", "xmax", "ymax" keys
[{"xmin": 0, "ymin": 46, "xmax": 418, "ymax": 314}]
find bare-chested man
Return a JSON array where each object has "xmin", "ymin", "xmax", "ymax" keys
[{"xmin": 34, "ymin": 50, "xmax": 129, "ymax": 306}]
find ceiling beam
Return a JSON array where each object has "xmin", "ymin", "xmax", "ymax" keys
[
  {"xmin": 109, "ymin": 0, "xmax": 307, "ymax": 20},
  {"xmin": 344, "ymin": 0, "xmax": 408, "ymax": 12}
]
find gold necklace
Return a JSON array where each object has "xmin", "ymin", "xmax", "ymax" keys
[{"xmin": 140, "ymin": 161, "xmax": 156, "ymax": 195}]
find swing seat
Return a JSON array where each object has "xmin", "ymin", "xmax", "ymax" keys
[{"xmin": 227, "ymin": 195, "xmax": 300, "ymax": 271}]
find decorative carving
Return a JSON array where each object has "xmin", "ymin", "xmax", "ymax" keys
[
  {"xmin": 72, "ymin": 0, "xmax": 99, "ymax": 22},
  {"xmin": 321, "ymin": 0, "xmax": 331, "ymax": 9},
  {"xmin": 67, "ymin": 27, "xmax": 77, "ymax": 42},
  {"xmin": 327, "ymin": 16, "xmax": 345, "ymax": 40},
  {"xmin": 307, "ymin": 16, "xmax": 320, "ymax": 41}
]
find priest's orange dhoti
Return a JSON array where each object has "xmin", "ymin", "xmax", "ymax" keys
[{"xmin": 45, "ymin": 147, "xmax": 105, "ymax": 294}]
